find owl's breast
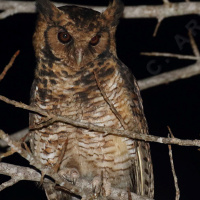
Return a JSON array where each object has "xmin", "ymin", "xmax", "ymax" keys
[{"xmin": 30, "ymin": 63, "xmax": 136, "ymax": 188}]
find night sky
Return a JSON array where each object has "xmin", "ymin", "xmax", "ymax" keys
[{"xmin": 0, "ymin": 0, "xmax": 200, "ymax": 199}]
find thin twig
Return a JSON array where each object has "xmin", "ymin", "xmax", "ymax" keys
[
  {"xmin": 0, "ymin": 50, "xmax": 19, "ymax": 82},
  {"xmin": 153, "ymin": 18, "xmax": 163, "ymax": 37},
  {"xmin": 94, "ymin": 70, "xmax": 127, "ymax": 129},
  {"xmin": 168, "ymin": 145, "xmax": 180, "ymax": 200},
  {"xmin": 138, "ymin": 60, "xmax": 200, "ymax": 90},
  {"xmin": 141, "ymin": 52, "xmax": 198, "ymax": 60},
  {"xmin": 0, "ymin": 95, "xmax": 200, "ymax": 147},
  {"xmin": 188, "ymin": 30, "xmax": 200, "ymax": 57},
  {"xmin": 168, "ymin": 128, "xmax": 180, "ymax": 200}
]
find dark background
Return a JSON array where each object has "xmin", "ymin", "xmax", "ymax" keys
[{"xmin": 0, "ymin": 0, "xmax": 200, "ymax": 199}]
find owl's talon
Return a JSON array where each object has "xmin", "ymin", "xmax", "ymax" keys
[{"xmin": 58, "ymin": 168, "xmax": 80, "ymax": 184}]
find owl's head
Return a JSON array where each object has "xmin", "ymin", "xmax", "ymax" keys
[{"xmin": 33, "ymin": 0, "xmax": 124, "ymax": 68}]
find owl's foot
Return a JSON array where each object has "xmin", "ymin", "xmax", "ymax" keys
[
  {"xmin": 92, "ymin": 176, "xmax": 111, "ymax": 198},
  {"xmin": 58, "ymin": 168, "xmax": 80, "ymax": 184}
]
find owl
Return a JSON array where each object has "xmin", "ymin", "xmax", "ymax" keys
[{"xmin": 29, "ymin": 0, "xmax": 154, "ymax": 199}]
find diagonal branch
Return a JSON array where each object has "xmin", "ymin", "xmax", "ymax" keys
[
  {"xmin": 138, "ymin": 60, "xmax": 200, "ymax": 90},
  {"xmin": 0, "ymin": 50, "xmax": 19, "ymax": 82},
  {"xmin": 0, "ymin": 162, "xmax": 49, "ymax": 191}
]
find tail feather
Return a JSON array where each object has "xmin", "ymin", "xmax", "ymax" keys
[{"xmin": 135, "ymin": 141, "xmax": 154, "ymax": 198}]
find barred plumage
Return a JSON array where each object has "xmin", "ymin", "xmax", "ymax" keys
[{"xmin": 30, "ymin": 0, "xmax": 154, "ymax": 199}]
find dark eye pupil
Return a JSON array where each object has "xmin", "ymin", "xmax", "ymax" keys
[
  {"xmin": 58, "ymin": 31, "xmax": 72, "ymax": 44},
  {"xmin": 90, "ymin": 35, "xmax": 101, "ymax": 46}
]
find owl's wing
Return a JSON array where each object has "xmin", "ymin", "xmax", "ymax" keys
[{"xmin": 93, "ymin": 54, "xmax": 154, "ymax": 198}]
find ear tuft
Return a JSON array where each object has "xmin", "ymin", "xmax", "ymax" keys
[
  {"xmin": 36, "ymin": 0, "xmax": 61, "ymax": 20},
  {"xmin": 102, "ymin": 0, "xmax": 124, "ymax": 26}
]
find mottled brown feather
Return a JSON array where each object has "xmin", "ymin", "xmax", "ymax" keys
[{"xmin": 31, "ymin": 0, "xmax": 154, "ymax": 199}]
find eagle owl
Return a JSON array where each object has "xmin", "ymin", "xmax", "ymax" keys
[{"xmin": 30, "ymin": 0, "xmax": 154, "ymax": 199}]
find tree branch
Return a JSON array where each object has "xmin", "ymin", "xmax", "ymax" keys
[
  {"xmin": 0, "ymin": 50, "xmax": 19, "ymax": 82},
  {"xmin": 0, "ymin": 95, "xmax": 200, "ymax": 148},
  {"xmin": 0, "ymin": 162, "xmax": 49, "ymax": 191},
  {"xmin": 139, "ymin": 28, "xmax": 200, "ymax": 90},
  {"xmin": 0, "ymin": 128, "xmax": 28, "ymax": 149},
  {"xmin": 141, "ymin": 52, "xmax": 198, "ymax": 60},
  {"xmin": 138, "ymin": 60, "xmax": 200, "ymax": 90},
  {"xmin": 0, "ymin": 1, "xmax": 200, "ymax": 19},
  {"xmin": 167, "ymin": 127, "xmax": 180, "ymax": 200}
]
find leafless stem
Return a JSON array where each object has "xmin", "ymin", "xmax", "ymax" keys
[
  {"xmin": 138, "ymin": 60, "xmax": 200, "ymax": 90},
  {"xmin": 141, "ymin": 52, "xmax": 198, "ymax": 60},
  {"xmin": 153, "ymin": 18, "xmax": 163, "ymax": 37},
  {"xmin": 0, "ymin": 50, "xmax": 19, "ymax": 82},
  {"xmin": 168, "ymin": 145, "xmax": 180, "ymax": 200},
  {"xmin": 168, "ymin": 127, "xmax": 180, "ymax": 200},
  {"xmin": 188, "ymin": 30, "xmax": 200, "ymax": 57}
]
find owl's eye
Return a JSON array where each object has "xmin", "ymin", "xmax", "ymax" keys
[
  {"xmin": 90, "ymin": 35, "xmax": 101, "ymax": 46},
  {"xmin": 58, "ymin": 31, "xmax": 72, "ymax": 44}
]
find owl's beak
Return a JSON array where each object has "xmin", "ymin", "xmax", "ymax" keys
[{"xmin": 75, "ymin": 49, "xmax": 83, "ymax": 66}]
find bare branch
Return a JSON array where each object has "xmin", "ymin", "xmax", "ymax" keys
[
  {"xmin": 168, "ymin": 128, "xmax": 180, "ymax": 200},
  {"xmin": 138, "ymin": 60, "xmax": 200, "ymax": 90},
  {"xmin": 0, "ymin": 128, "xmax": 28, "ymax": 148},
  {"xmin": 188, "ymin": 30, "xmax": 200, "ymax": 57},
  {"xmin": 153, "ymin": 18, "xmax": 163, "ymax": 37},
  {"xmin": 168, "ymin": 145, "xmax": 180, "ymax": 200},
  {"xmin": 0, "ymin": 95, "xmax": 200, "ymax": 148},
  {"xmin": 141, "ymin": 52, "xmax": 198, "ymax": 60},
  {"xmin": 0, "ymin": 178, "xmax": 19, "ymax": 191},
  {"xmin": 0, "ymin": 1, "xmax": 200, "ymax": 19},
  {"xmin": 0, "ymin": 162, "xmax": 49, "ymax": 191},
  {"xmin": 0, "ymin": 50, "xmax": 19, "ymax": 82}
]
